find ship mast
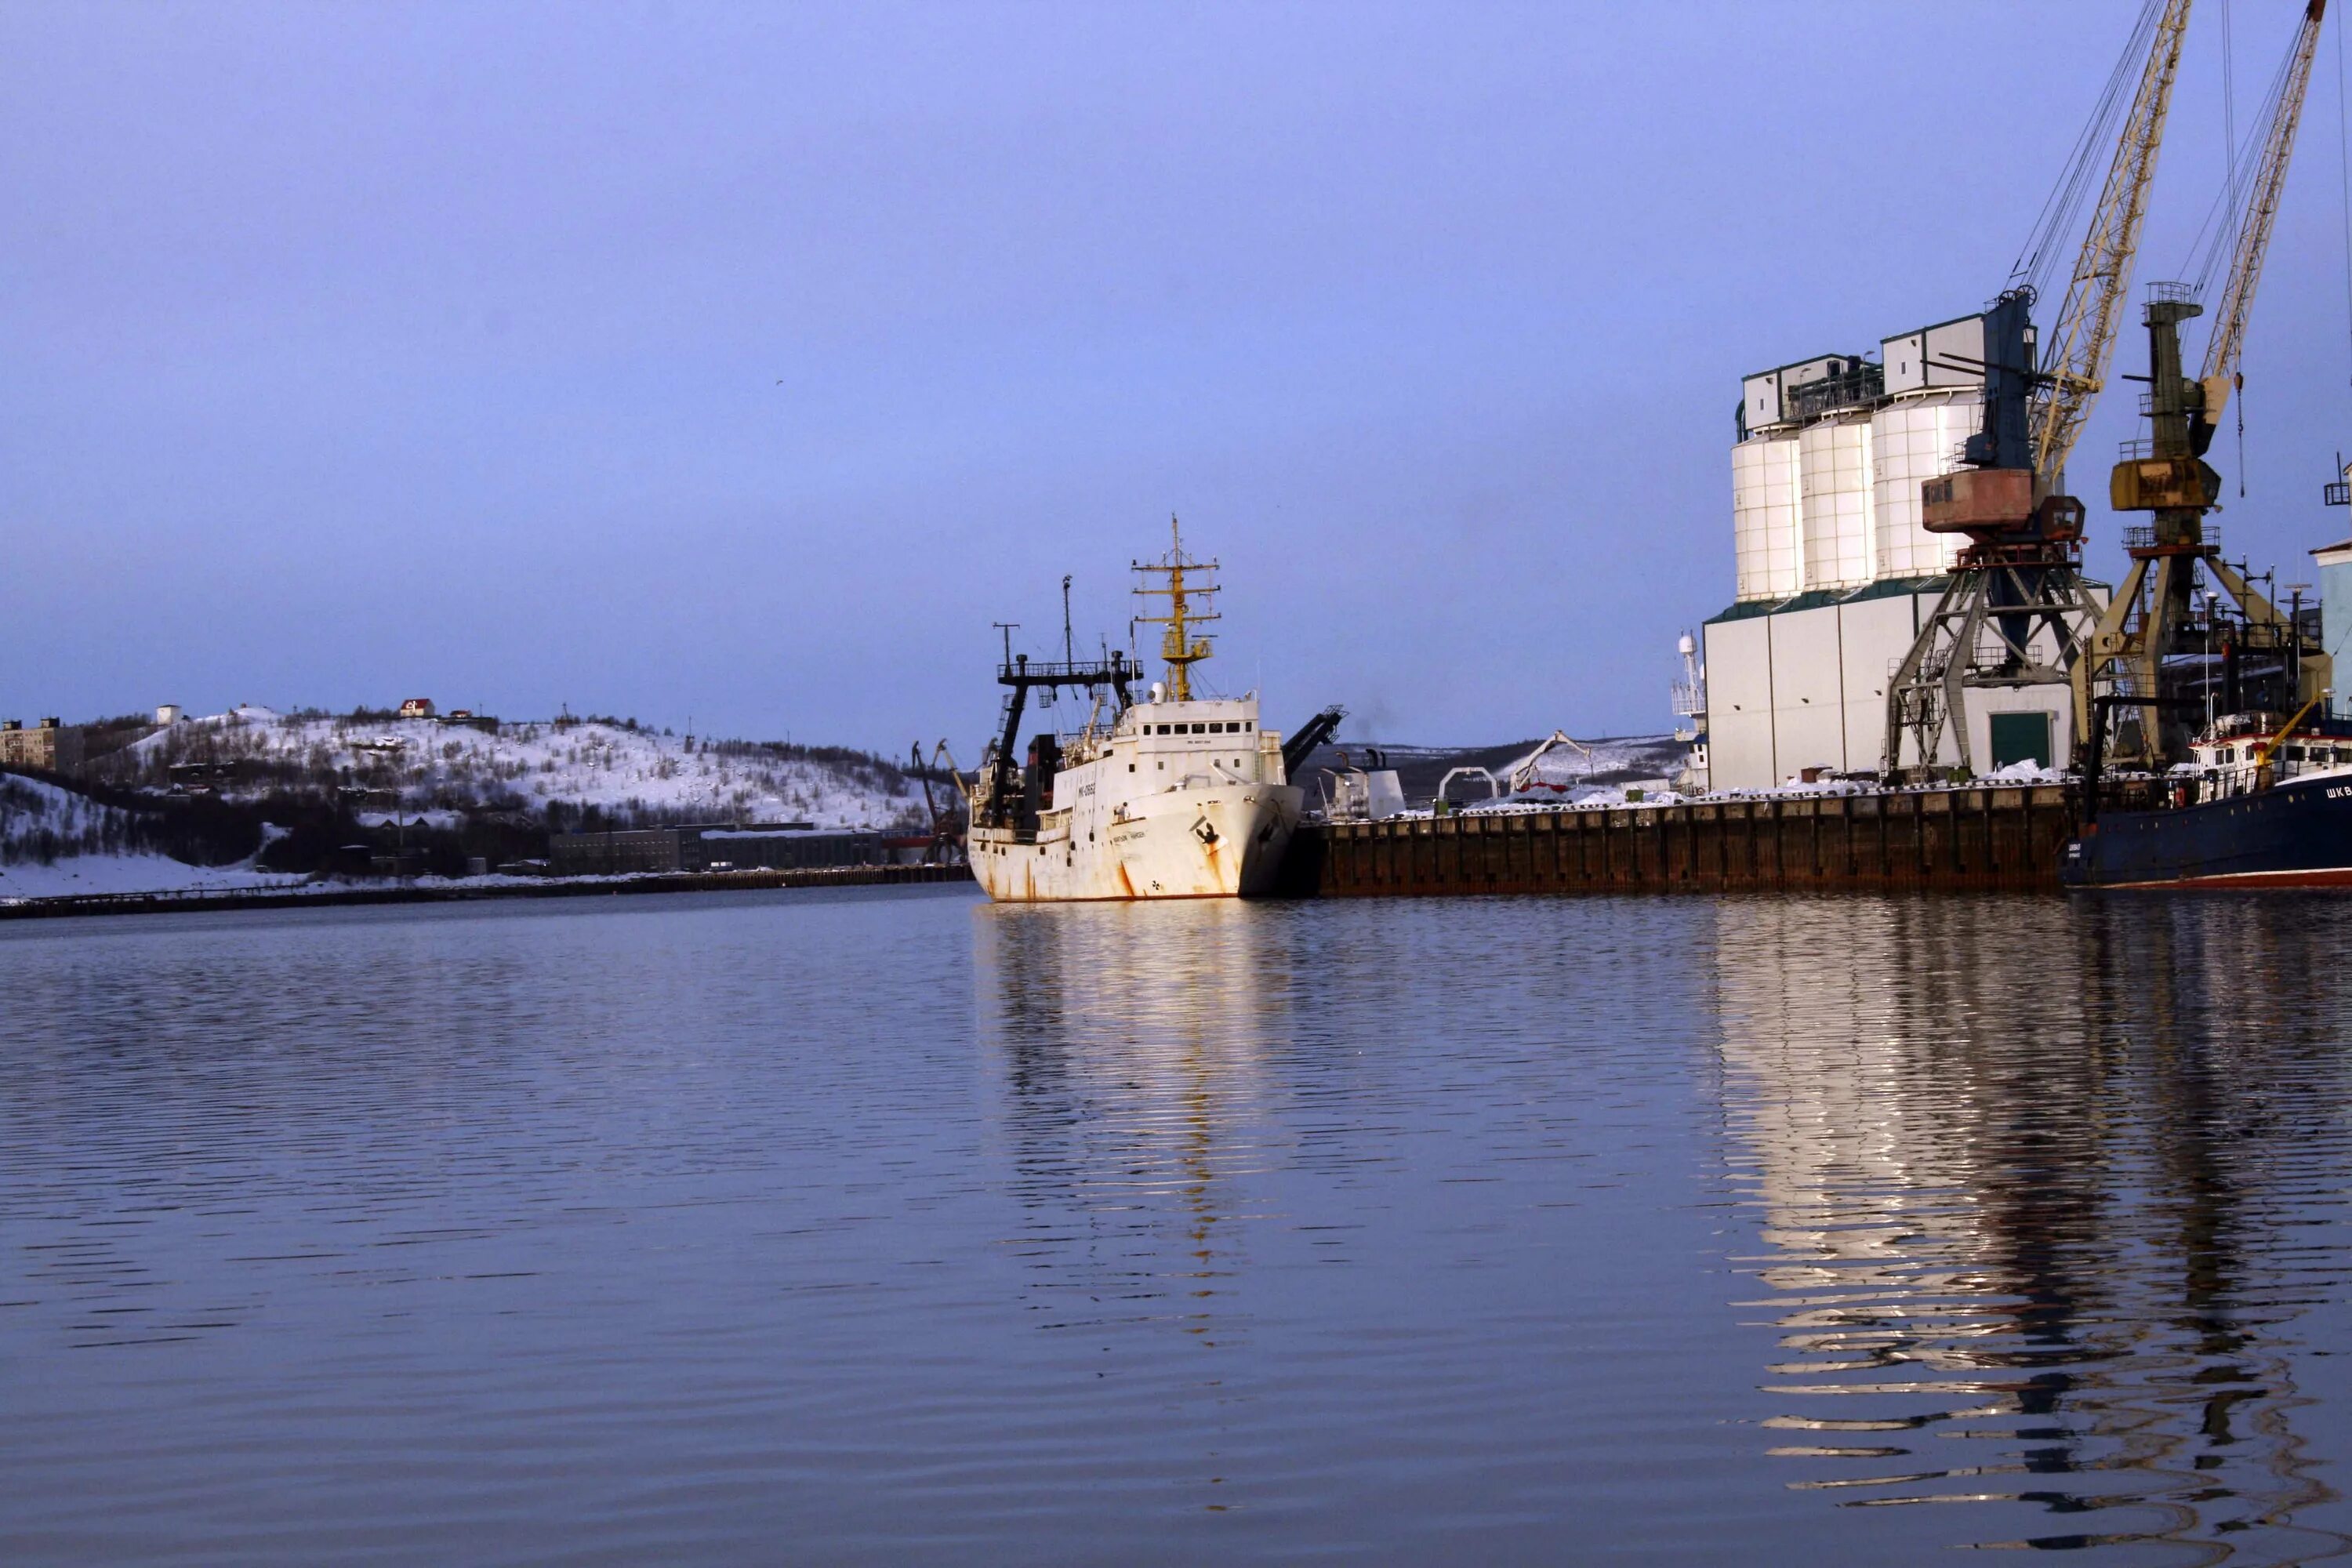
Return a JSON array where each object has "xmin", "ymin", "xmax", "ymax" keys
[{"xmin": 1131, "ymin": 516, "xmax": 1218, "ymax": 701}]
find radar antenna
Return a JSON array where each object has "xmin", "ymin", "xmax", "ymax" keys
[{"xmin": 1131, "ymin": 516, "xmax": 1219, "ymax": 701}]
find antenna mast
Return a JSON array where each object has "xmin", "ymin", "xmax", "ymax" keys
[{"xmin": 1131, "ymin": 516, "xmax": 1219, "ymax": 701}]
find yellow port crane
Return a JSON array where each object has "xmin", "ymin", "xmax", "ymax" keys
[
  {"xmin": 1883, "ymin": 0, "xmax": 2191, "ymax": 779},
  {"xmin": 2199, "ymin": 0, "xmax": 2327, "ymax": 430},
  {"xmin": 2079, "ymin": 0, "xmax": 2331, "ymax": 768},
  {"xmin": 2031, "ymin": 0, "xmax": 2196, "ymax": 490}
]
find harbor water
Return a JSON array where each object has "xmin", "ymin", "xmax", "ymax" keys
[{"xmin": 3, "ymin": 886, "xmax": 2350, "ymax": 1563}]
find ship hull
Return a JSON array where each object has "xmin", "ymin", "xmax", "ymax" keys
[
  {"xmin": 2061, "ymin": 774, "xmax": 2352, "ymax": 889},
  {"xmin": 972, "ymin": 783, "xmax": 1301, "ymax": 902}
]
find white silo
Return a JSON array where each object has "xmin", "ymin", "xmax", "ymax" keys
[
  {"xmin": 1871, "ymin": 391, "xmax": 1975, "ymax": 579},
  {"xmin": 1798, "ymin": 413, "xmax": 1874, "ymax": 590},
  {"xmin": 1732, "ymin": 434, "xmax": 1803, "ymax": 601}
]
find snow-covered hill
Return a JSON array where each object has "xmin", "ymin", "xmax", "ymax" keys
[
  {"xmin": 100, "ymin": 707, "xmax": 932, "ymax": 830},
  {"xmin": 0, "ymin": 774, "xmax": 293, "ymax": 901}
]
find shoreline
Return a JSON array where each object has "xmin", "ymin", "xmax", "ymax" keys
[{"xmin": 0, "ymin": 862, "xmax": 974, "ymax": 922}]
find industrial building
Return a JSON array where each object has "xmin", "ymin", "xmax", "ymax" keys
[
  {"xmin": 1705, "ymin": 308, "xmax": 2092, "ymax": 789},
  {"xmin": 0, "ymin": 718, "xmax": 85, "ymax": 775},
  {"xmin": 2317, "ymin": 533, "xmax": 2352, "ymax": 675},
  {"xmin": 549, "ymin": 822, "xmax": 885, "ymax": 877}
]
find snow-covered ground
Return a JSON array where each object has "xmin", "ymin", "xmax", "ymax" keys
[
  {"xmin": 107, "ymin": 706, "xmax": 929, "ymax": 830},
  {"xmin": 0, "ymin": 774, "xmax": 297, "ymax": 901},
  {"xmin": 1301, "ymin": 733, "xmax": 1695, "ymax": 813},
  {"xmin": 0, "ymin": 855, "xmax": 296, "ymax": 902}
]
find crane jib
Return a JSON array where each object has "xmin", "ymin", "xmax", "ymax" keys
[{"xmin": 2028, "ymin": 0, "xmax": 2193, "ymax": 485}]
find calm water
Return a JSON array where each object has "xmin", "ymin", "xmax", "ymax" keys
[{"xmin": 3, "ymin": 886, "xmax": 2350, "ymax": 1564}]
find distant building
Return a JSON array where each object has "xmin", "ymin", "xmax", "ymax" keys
[
  {"xmin": 2314, "ymin": 539, "xmax": 2352, "ymax": 695},
  {"xmin": 155, "ymin": 703, "xmax": 183, "ymax": 725},
  {"xmin": 0, "ymin": 718, "xmax": 85, "ymax": 775},
  {"xmin": 548, "ymin": 827, "xmax": 691, "ymax": 876},
  {"xmin": 692, "ymin": 823, "xmax": 875, "ymax": 872},
  {"xmin": 548, "ymin": 822, "xmax": 881, "ymax": 877},
  {"xmin": 398, "ymin": 698, "xmax": 435, "ymax": 719}
]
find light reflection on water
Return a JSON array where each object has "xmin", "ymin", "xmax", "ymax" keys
[
  {"xmin": 1716, "ymin": 896, "xmax": 2352, "ymax": 1563},
  {"xmin": 0, "ymin": 887, "xmax": 2347, "ymax": 1563}
]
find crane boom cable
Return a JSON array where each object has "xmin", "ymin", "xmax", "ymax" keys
[
  {"xmin": 2016, "ymin": 0, "xmax": 2166, "ymax": 299},
  {"xmin": 2340, "ymin": 0, "xmax": 2352, "ymax": 391},
  {"xmin": 2225, "ymin": 0, "xmax": 2238, "ymax": 249},
  {"xmin": 2031, "ymin": 0, "xmax": 2194, "ymax": 484},
  {"xmin": 2183, "ymin": 55, "xmax": 2292, "ymax": 297},
  {"xmin": 2199, "ymin": 0, "xmax": 2328, "ymax": 390}
]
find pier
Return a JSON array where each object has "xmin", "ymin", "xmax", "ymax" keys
[{"xmin": 1280, "ymin": 786, "xmax": 2076, "ymax": 896}]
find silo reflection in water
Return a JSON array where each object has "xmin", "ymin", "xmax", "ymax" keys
[{"xmin": 1714, "ymin": 894, "xmax": 2352, "ymax": 1561}]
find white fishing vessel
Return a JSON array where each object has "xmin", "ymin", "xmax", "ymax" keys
[{"xmin": 967, "ymin": 522, "xmax": 1311, "ymax": 902}]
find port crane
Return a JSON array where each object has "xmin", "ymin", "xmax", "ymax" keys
[
  {"xmin": 1434, "ymin": 731, "xmax": 1598, "ymax": 808},
  {"xmin": 1884, "ymin": 0, "xmax": 2192, "ymax": 780},
  {"xmin": 909, "ymin": 739, "xmax": 968, "ymax": 863},
  {"xmin": 2076, "ymin": 0, "xmax": 2332, "ymax": 767}
]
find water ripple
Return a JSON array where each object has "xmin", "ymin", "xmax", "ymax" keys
[{"xmin": 1, "ymin": 888, "xmax": 2348, "ymax": 1562}]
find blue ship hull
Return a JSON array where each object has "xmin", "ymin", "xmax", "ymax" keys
[{"xmin": 2061, "ymin": 772, "xmax": 2352, "ymax": 888}]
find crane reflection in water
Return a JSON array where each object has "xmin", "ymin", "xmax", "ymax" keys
[{"xmin": 1713, "ymin": 894, "xmax": 2352, "ymax": 1560}]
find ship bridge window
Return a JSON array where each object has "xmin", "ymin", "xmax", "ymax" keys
[{"xmin": 2287, "ymin": 745, "xmax": 2310, "ymax": 761}]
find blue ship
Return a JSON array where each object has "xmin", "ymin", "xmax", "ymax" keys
[{"xmin": 2063, "ymin": 703, "xmax": 2352, "ymax": 888}]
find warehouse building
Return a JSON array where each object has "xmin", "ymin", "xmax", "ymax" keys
[{"xmin": 549, "ymin": 822, "xmax": 884, "ymax": 877}]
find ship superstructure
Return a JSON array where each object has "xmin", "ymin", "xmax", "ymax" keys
[{"xmin": 968, "ymin": 521, "xmax": 1304, "ymax": 901}]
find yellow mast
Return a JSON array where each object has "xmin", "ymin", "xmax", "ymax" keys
[{"xmin": 1131, "ymin": 516, "xmax": 1218, "ymax": 702}]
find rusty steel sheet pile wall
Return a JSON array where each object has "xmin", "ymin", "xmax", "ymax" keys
[{"xmin": 1279, "ymin": 786, "xmax": 2074, "ymax": 896}]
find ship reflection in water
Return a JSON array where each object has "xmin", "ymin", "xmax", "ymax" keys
[
  {"xmin": 973, "ymin": 898, "xmax": 1284, "ymax": 1353},
  {"xmin": 1715, "ymin": 896, "xmax": 2352, "ymax": 1560},
  {"xmin": 5, "ymin": 891, "xmax": 2352, "ymax": 1562}
]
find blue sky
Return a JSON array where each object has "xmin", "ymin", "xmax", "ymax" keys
[{"xmin": 7, "ymin": 2, "xmax": 2352, "ymax": 749}]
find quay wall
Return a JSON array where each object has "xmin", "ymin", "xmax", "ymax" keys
[{"xmin": 1279, "ymin": 786, "xmax": 2075, "ymax": 897}]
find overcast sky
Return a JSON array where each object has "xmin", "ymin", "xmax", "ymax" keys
[{"xmin": 7, "ymin": 2, "xmax": 2352, "ymax": 750}]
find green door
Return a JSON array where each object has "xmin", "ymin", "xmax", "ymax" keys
[{"xmin": 1987, "ymin": 711, "xmax": 2053, "ymax": 769}]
